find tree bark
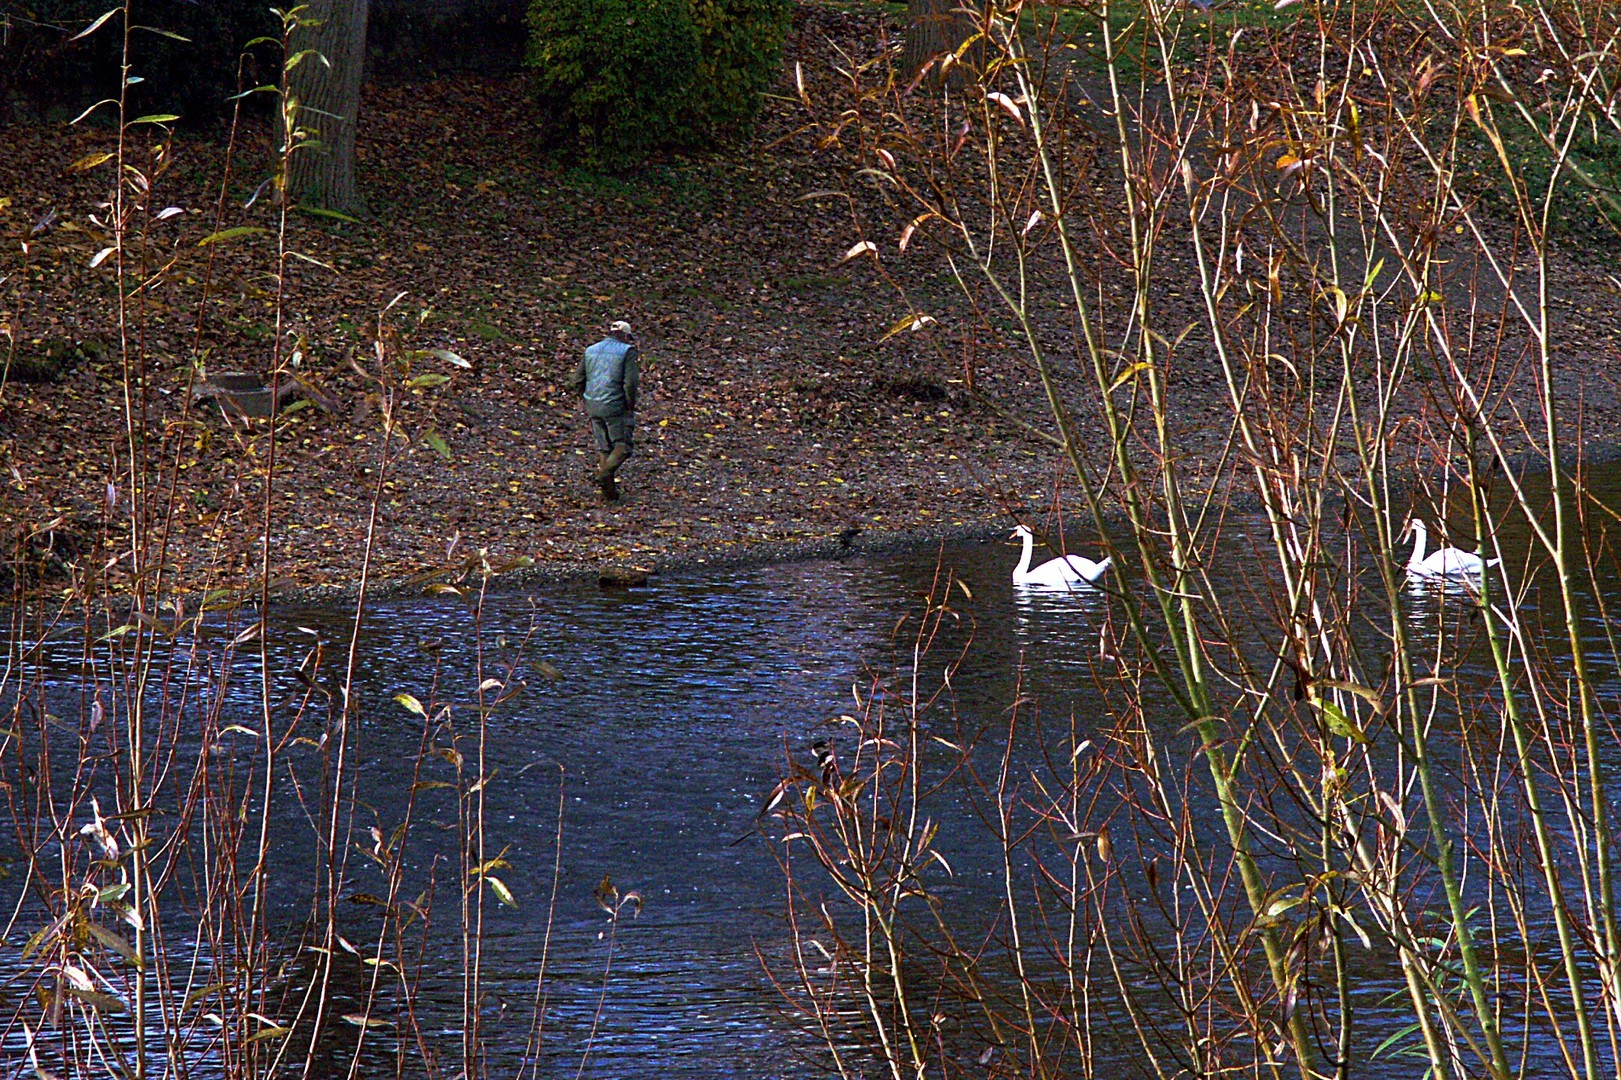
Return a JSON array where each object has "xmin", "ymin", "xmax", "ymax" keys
[
  {"xmin": 284, "ymin": 0, "xmax": 370, "ymax": 215},
  {"xmin": 902, "ymin": 0, "xmax": 980, "ymax": 89}
]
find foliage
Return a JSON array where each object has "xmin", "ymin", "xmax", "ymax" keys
[
  {"xmin": 4, "ymin": 0, "xmax": 280, "ymax": 121},
  {"xmin": 770, "ymin": 0, "xmax": 1621, "ymax": 1076},
  {"xmin": 0, "ymin": 13, "xmax": 568, "ymax": 1075},
  {"xmin": 524, "ymin": 0, "xmax": 698, "ymax": 165},
  {"xmin": 524, "ymin": 0, "xmax": 790, "ymax": 166},
  {"xmin": 687, "ymin": 0, "xmax": 793, "ymax": 137}
]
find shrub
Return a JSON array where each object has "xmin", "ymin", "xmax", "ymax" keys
[
  {"xmin": 525, "ymin": 0, "xmax": 791, "ymax": 166},
  {"xmin": 525, "ymin": 0, "xmax": 697, "ymax": 166},
  {"xmin": 687, "ymin": 0, "xmax": 793, "ymax": 138}
]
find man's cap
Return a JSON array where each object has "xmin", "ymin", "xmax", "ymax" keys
[{"xmin": 610, "ymin": 320, "xmax": 633, "ymax": 335}]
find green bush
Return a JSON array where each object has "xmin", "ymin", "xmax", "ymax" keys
[
  {"xmin": 688, "ymin": 0, "xmax": 792, "ymax": 137},
  {"xmin": 525, "ymin": 0, "xmax": 791, "ymax": 166}
]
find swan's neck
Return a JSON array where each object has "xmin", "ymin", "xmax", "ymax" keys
[
  {"xmin": 1408, "ymin": 522, "xmax": 1428, "ymax": 571},
  {"xmin": 1015, "ymin": 532, "xmax": 1033, "ymax": 579}
]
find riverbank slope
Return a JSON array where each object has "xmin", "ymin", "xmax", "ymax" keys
[{"xmin": 4, "ymin": 3, "xmax": 1621, "ymax": 599}]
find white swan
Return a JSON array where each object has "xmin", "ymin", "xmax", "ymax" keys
[
  {"xmin": 1011, "ymin": 524, "xmax": 1111, "ymax": 588},
  {"xmin": 1405, "ymin": 518, "xmax": 1497, "ymax": 579}
]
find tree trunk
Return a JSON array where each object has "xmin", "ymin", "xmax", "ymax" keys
[
  {"xmin": 902, "ymin": 0, "xmax": 980, "ymax": 89},
  {"xmin": 284, "ymin": 0, "xmax": 370, "ymax": 215}
]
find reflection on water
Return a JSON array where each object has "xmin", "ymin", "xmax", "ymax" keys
[{"xmin": 5, "ymin": 481, "xmax": 1621, "ymax": 1077}]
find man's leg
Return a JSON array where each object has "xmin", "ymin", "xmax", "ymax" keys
[
  {"xmin": 601, "ymin": 441, "xmax": 630, "ymax": 477},
  {"xmin": 596, "ymin": 441, "xmax": 626, "ymax": 501},
  {"xmin": 595, "ymin": 414, "xmax": 632, "ymax": 501},
  {"xmin": 589, "ymin": 417, "xmax": 618, "ymax": 501}
]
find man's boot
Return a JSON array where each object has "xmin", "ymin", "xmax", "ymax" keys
[{"xmin": 596, "ymin": 442, "xmax": 630, "ymax": 502}]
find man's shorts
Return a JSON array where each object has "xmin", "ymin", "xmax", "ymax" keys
[{"xmin": 590, "ymin": 413, "xmax": 634, "ymax": 453}]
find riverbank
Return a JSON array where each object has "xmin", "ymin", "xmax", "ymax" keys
[
  {"xmin": 5, "ymin": 2, "xmax": 1621, "ymax": 602},
  {"xmin": 1, "ymin": 5, "xmax": 1081, "ymax": 600}
]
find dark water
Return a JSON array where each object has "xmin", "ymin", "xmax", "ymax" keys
[
  {"xmin": 4, "ymin": 474, "xmax": 1620, "ymax": 1077},
  {"xmin": 3, "ymin": 535, "xmax": 1061, "ymax": 1077}
]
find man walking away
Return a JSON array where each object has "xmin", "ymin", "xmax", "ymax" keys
[{"xmin": 569, "ymin": 319, "xmax": 640, "ymax": 502}]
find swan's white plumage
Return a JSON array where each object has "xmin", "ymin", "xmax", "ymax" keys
[
  {"xmin": 1405, "ymin": 518, "xmax": 1497, "ymax": 579},
  {"xmin": 1011, "ymin": 524, "xmax": 1110, "ymax": 588}
]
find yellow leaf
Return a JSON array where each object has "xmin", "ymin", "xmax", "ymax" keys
[
  {"xmin": 840, "ymin": 240, "xmax": 877, "ymax": 263},
  {"xmin": 68, "ymin": 151, "xmax": 114, "ymax": 173},
  {"xmin": 1109, "ymin": 361, "xmax": 1152, "ymax": 391}
]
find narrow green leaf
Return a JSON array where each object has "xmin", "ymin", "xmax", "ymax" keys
[
  {"xmin": 1319, "ymin": 701, "xmax": 1371, "ymax": 745},
  {"xmin": 296, "ymin": 203, "xmax": 360, "ymax": 223},
  {"xmin": 1370, "ymin": 1020, "xmax": 1425, "ymax": 1059},
  {"xmin": 1264, "ymin": 894, "xmax": 1304, "ymax": 918},
  {"xmin": 183, "ymin": 982, "xmax": 225, "ymax": 1012},
  {"xmin": 1315, "ymin": 678, "xmax": 1385, "ymax": 713},
  {"xmin": 284, "ymin": 47, "xmax": 330, "ymax": 73},
  {"xmin": 22, "ymin": 919, "xmax": 58, "ymax": 959},
  {"xmin": 65, "ymin": 986, "xmax": 128, "ymax": 1012},
  {"xmin": 71, "ymin": 8, "xmax": 120, "ymax": 41},
  {"xmin": 286, "ymin": 251, "xmax": 336, "ymax": 271},
  {"xmin": 429, "ymin": 348, "xmax": 471, "ymax": 368},
  {"xmin": 85, "ymin": 923, "xmax": 143, "ymax": 969},
  {"xmin": 197, "ymin": 226, "xmax": 268, "ymax": 247},
  {"xmin": 487, "ymin": 876, "xmax": 518, "ymax": 909},
  {"xmin": 132, "ymin": 25, "xmax": 191, "ymax": 41},
  {"xmin": 70, "ymin": 99, "xmax": 118, "ymax": 125}
]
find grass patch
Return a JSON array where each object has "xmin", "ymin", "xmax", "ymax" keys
[
  {"xmin": 1024, "ymin": 0, "xmax": 1299, "ymax": 76},
  {"xmin": 468, "ymin": 317, "xmax": 510, "ymax": 342},
  {"xmin": 1462, "ymin": 112, "xmax": 1621, "ymax": 250},
  {"xmin": 778, "ymin": 271, "xmax": 850, "ymax": 293}
]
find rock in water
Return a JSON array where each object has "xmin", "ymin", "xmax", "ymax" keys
[{"xmin": 598, "ymin": 565, "xmax": 654, "ymax": 588}]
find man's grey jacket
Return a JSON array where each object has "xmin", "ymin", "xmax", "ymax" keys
[{"xmin": 571, "ymin": 337, "xmax": 639, "ymax": 418}]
